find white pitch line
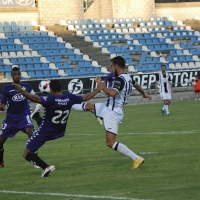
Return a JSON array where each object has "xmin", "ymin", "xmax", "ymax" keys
[
  {"xmin": 66, "ymin": 130, "xmax": 198, "ymax": 136},
  {"xmin": 0, "ymin": 190, "xmax": 149, "ymax": 200},
  {"xmin": 139, "ymin": 152, "xmax": 158, "ymax": 155}
]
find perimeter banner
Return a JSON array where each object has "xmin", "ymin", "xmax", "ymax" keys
[
  {"xmin": 0, "ymin": 0, "xmax": 35, "ymax": 8},
  {"xmin": 0, "ymin": 70, "xmax": 198, "ymax": 95}
]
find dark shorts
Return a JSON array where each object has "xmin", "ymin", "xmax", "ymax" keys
[
  {"xmin": 26, "ymin": 129, "xmax": 65, "ymax": 152},
  {"xmin": 195, "ymin": 90, "xmax": 200, "ymax": 93},
  {"xmin": 0, "ymin": 115, "xmax": 34, "ymax": 138}
]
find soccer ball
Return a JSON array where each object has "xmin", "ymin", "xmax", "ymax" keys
[{"xmin": 39, "ymin": 80, "xmax": 50, "ymax": 94}]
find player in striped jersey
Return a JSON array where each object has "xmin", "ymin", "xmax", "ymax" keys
[
  {"xmin": 154, "ymin": 65, "xmax": 173, "ymax": 116},
  {"xmin": 74, "ymin": 56, "xmax": 152, "ymax": 169}
]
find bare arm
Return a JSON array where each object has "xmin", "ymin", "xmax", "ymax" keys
[
  {"xmin": 15, "ymin": 84, "xmax": 41, "ymax": 103},
  {"xmin": 154, "ymin": 81, "xmax": 158, "ymax": 96},
  {"xmin": 169, "ymin": 81, "xmax": 173, "ymax": 93},
  {"xmin": 0, "ymin": 103, "xmax": 6, "ymax": 111},
  {"xmin": 103, "ymin": 87, "xmax": 118, "ymax": 97},
  {"xmin": 135, "ymin": 83, "xmax": 152, "ymax": 100}
]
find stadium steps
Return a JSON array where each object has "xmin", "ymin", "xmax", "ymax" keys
[{"xmin": 57, "ymin": 35, "xmax": 111, "ymax": 69}]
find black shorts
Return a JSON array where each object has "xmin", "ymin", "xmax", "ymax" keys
[{"xmin": 195, "ymin": 90, "xmax": 200, "ymax": 93}]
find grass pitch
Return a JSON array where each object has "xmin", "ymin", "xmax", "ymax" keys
[{"xmin": 0, "ymin": 100, "xmax": 200, "ymax": 200}]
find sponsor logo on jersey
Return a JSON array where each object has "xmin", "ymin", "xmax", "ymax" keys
[
  {"xmin": 12, "ymin": 93, "xmax": 25, "ymax": 101},
  {"xmin": 68, "ymin": 79, "xmax": 83, "ymax": 94}
]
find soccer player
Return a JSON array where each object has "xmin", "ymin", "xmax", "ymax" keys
[
  {"xmin": 193, "ymin": 75, "xmax": 200, "ymax": 100},
  {"xmin": 14, "ymin": 78, "xmax": 104, "ymax": 177},
  {"xmin": 31, "ymin": 72, "xmax": 116, "ymax": 126},
  {"xmin": 154, "ymin": 64, "xmax": 173, "ymax": 116},
  {"xmin": 71, "ymin": 56, "xmax": 152, "ymax": 169},
  {"xmin": 0, "ymin": 67, "xmax": 36, "ymax": 168}
]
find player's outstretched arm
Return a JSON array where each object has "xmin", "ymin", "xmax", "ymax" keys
[
  {"xmin": 134, "ymin": 83, "xmax": 152, "ymax": 100},
  {"xmin": 15, "ymin": 83, "xmax": 41, "ymax": 103},
  {"xmin": 154, "ymin": 81, "xmax": 158, "ymax": 96},
  {"xmin": 82, "ymin": 77, "xmax": 105, "ymax": 101},
  {"xmin": 0, "ymin": 103, "xmax": 6, "ymax": 111}
]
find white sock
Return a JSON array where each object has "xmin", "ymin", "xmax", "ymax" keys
[
  {"xmin": 112, "ymin": 142, "xmax": 140, "ymax": 160},
  {"xmin": 164, "ymin": 103, "xmax": 169, "ymax": 114},
  {"xmin": 72, "ymin": 103, "xmax": 86, "ymax": 111}
]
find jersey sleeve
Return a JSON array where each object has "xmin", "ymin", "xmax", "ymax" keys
[
  {"xmin": 156, "ymin": 74, "xmax": 159, "ymax": 82},
  {"xmin": 68, "ymin": 94, "xmax": 83, "ymax": 105},
  {"xmin": 0, "ymin": 86, "xmax": 7, "ymax": 104},
  {"xmin": 168, "ymin": 75, "xmax": 172, "ymax": 82},
  {"xmin": 40, "ymin": 95, "xmax": 53, "ymax": 107},
  {"xmin": 113, "ymin": 77, "xmax": 125, "ymax": 92}
]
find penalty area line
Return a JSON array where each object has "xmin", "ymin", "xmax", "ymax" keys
[{"xmin": 0, "ymin": 190, "xmax": 149, "ymax": 200}]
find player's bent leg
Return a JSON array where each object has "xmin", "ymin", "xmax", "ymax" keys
[
  {"xmin": 0, "ymin": 138, "xmax": 7, "ymax": 168},
  {"xmin": 31, "ymin": 104, "xmax": 42, "ymax": 119},
  {"xmin": 24, "ymin": 148, "xmax": 50, "ymax": 171},
  {"xmin": 25, "ymin": 127, "xmax": 35, "ymax": 138},
  {"xmin": 106, "ymin": 131, "xmax": 144, "ymax": 169}
]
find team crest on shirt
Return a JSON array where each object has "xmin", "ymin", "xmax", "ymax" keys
[{"xmin": 12, "ymin": 94, "xmax": 25, "ymax": 101}]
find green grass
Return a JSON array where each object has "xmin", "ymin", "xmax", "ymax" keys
[{"xmin": 0, "ymin": 100, "xmax": 200, "ymax": 200}]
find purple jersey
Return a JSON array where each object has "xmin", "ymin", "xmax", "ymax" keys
[
  {"xmin": 104, "ymin": 73, "xmax": 116, "ymax": 88},
  {"xmin": 26, "ymin": 93, "xmax": 83, "ymax": 152},
  {"xmin": 1, "ymin": 83, "xmax": 34, "ymax": 119},
  {"xmin": 39, "ymin": 93, "xmax": 83, "ymax": 134}
]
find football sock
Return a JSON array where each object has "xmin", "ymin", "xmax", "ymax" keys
[
  {"xmin": 0, "ymin": 146, "xmax": 4, "ymax": 162},
  {"xmin": 162, "ymin": 106, "xmax": 165, "ymax": 111},
  {"xmin": 164, "ymin": 103, "xmax": 169, "ymax": 114},
  {"xmin": 112, "ymin": 142, "xmax": 140, "ymax": 160},
  {"xmin": 25, "ymin": 152, "xmax": 48, "ymax": 170},
  {"xmin": 34, "ymin": 115, "xmax": 43, "ymax": 126},
  {"xmin": 72, "ymin": 103, "xmax": 86, "ymax": 111}
]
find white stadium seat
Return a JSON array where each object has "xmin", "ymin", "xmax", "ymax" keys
[
  {"xmin": 40, "ymin": 57, "xmax": 49, "ymax": 63},
  {"xmin": 58, "ymin": 69, "xmax": 68, "ymax": 76},
  {"xmin": 65, "ymin": 43, "xmax": 74, "ymax": 49},
  {"xmin": 101, "ymin": 67, "xmax": 110, "ymax": 74},
  {"xmin": 92, "ymin": 61, "xmax": 101, "ymax": 68}
]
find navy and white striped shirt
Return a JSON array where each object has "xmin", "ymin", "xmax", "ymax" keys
[{"xmin": 106, "ymin": 73, "xmax": 135, "ymax": 111}]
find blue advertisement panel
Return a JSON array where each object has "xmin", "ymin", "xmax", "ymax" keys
[{"xmin": 0, "ymin": 0, "xmax": 35, "ymax": 8}]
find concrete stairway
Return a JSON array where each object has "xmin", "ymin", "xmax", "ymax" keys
[{"xmin": 58, "ymin": 34, "xmax": 111, "ymax": 70}]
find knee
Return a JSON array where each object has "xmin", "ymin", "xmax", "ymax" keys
[{"xmin": 26, "ymin": 129, "xmax": 34, "ymax": 138}]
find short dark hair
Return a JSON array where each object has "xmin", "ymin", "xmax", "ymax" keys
[
  {"xmin": 49, "ymin": 80, "xmax": 62, "ymax": 92},
  {"xmin": 111, "ymin": 56, "xmax": 126, "ymax": 69},
  {"xmin": 11, "ymin": 67, "xmax": 20, "ymax": 75},
  {"xmin": 161, "ymin": 64, "xmax": 166, "ymax": 68}
]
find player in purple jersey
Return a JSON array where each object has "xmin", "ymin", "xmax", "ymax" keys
[
  {"xmin": 31, "ymin": 73, "xmax": 115, "ymax": 126},
  {"xmin": 15, "ymin": 78, "xmax": 104, "ymax": 177},
  {"xmin": 0, "ymin": 67, "xmax": 37, "ymax": 168}
]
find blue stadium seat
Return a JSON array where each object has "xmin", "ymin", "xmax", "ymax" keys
[
  {"xmin": 35, "ymin": 64, "xmax": 42, "ymax": 70},
  {"xmin": 10, "ymin": 58, "xmax": 18, "ymax": 65},
  {"xmin": 28, "ymin": 71, "xmax": 36, "ymax": 78},
  {"xmin": 25, "ymin": 58, "xmax": 34, "ymax": 64},
  {"xmin": 51, "ymin": 70, "xmax": 59, "ymax": 78},
  {"xmin": 19, "ymin": 65, "xmax": 27, "ymax": 71},
  {"xmin": 56, "ymin": 63, "xmax": 65, "ymax": 69},
  {"xmin": 64, "ymin": 62, "xmax": 71, "ymax": 68},
  {"xmin": 36, "ymin": 71, "xmax": 44, "ymax": 78},
  {"xmin": 27, "ymin": 64, "xmax": 36, "ymax": 71}
]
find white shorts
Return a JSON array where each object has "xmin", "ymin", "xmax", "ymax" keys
[
  {"xmin": 160, "ymin": 92, "xmax": 171, "ymax": 100},
  {"xmin": 95, "ymin": 103, "xmax": 123, "ymax": 135}
]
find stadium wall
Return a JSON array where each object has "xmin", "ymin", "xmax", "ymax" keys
[
  {"xmin": 155, "ymin": 2, "xmax": 200, "ymax": 21},
  {"xmin": 38, "ymin": 0, "xmax": 84, "ymax": 25},
  {"xmin": 0, "ymin": 0, "xmax": 84, "ymax": 26},
  {"xmin": 84, "ymin": 0, "xmax": 156, "ymax": 20}
]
